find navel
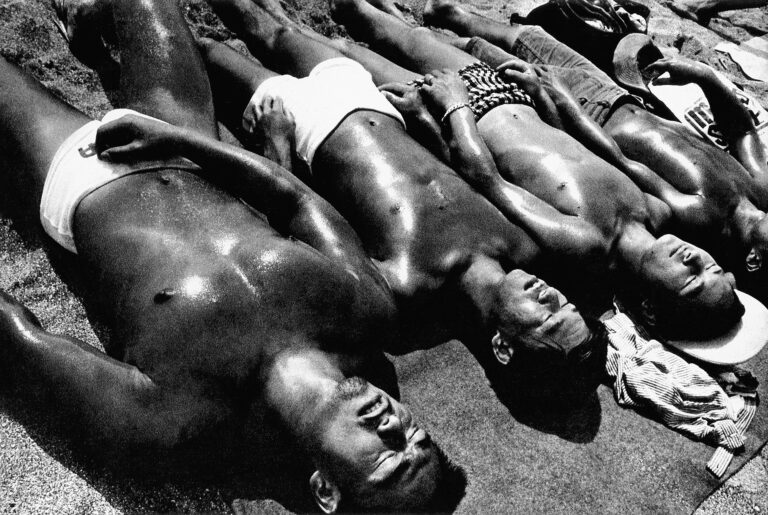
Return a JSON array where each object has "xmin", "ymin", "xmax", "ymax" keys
[
  {"xmin": 158, "ymin": 174, "xmax": 172, "ymax": 185},
  {"xmin": 368, "ymin": 119, "xmax": 378, "ymax": 127},
  {"xmin": 154, "ymin": 288, "xmax": 176, "ymax": 304}
]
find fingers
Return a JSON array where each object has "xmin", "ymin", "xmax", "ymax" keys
[
  {"xmin": 242, "ymin": 103, "xmax": 261, "ymax": 133},
  {"xmin": 381, "ymin": 90, "xmax": 407, "ymax": 109},
  {"xmin": 496, "ymin": 58, "xmax": 530, "ymax": 74},
  {"xmin": 98, "ymin": 142, "xmax": 143, "ymax": 162},
  {"xmin": 94, "ymin": 117, "xmax": 138, "ymax": 156},
  {"xmin": 378, "ymin": 82, "xmax": 412, "ymax": 96}
]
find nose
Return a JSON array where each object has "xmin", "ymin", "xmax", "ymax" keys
[
  {"xmin": 539, "ymin": 287, "xmax": 560, "ymax": 309},
  {"xmin": 683, "ymin": 249, "xmax": 703, "ymax": 270},
  {"xmin": 377, "ymin": 413, "xmax": 407, "ymax": 448}
]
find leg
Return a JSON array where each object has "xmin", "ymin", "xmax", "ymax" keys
[
  {"xmin": 423, "ymin": 0, "xmax": 528, "ymax": 49},
  {"xmin": 664, "ymin": 0, "xmax": 767, "ymax": 25},
  {"xmin": 0, "ymin": 58, "xmax": 91, "ymax": 209},
  {"xmin": 61, "ymin": 0, "xmax": 218, "ymax": 136},
  {"xmin": 424, "ymin": 0, "xmax": 613, "ymax": 79},
  {"xmin": 198, "ymin": 38, "xmax": 280, "ymax": 131},
  {"xmin": 209, "ymin": 0, "xmax": 347, "ymax": 77},
  {"xmin": 330, "ymin": 0, "xmax": 477, "ymax": 73},
  {"xmin": 324, "ymin": 37, "xmax": 421, "ymax": 85}
]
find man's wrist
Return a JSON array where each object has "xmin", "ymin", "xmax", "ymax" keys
[{"xmin": 440, "ymin": 102, "xmax": 471, "ymax": 125}]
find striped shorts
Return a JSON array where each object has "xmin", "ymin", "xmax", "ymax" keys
[{"xmin": 410, "ymin": 61, "xmax": 535, "ymax": 121}]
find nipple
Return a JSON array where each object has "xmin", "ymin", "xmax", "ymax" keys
[{"xmin": 154, "ymin": 288, "xmax": 176, "ymax": 304}]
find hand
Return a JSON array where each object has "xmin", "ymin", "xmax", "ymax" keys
[
  {"xmin": 379, "ymin": 81, "xmax": 433, "ymax": 122},
  {"xmin": 418, "ymin": 69, "xmax": 470, "ymax": 113},
  {"xmin": 496, "ymin": 59, "xmax": 546, "ymax": 99},
  {"xmin": 643, "ymin": 57, "xmax": 713, "ymax": 86},
  {"xmin": 244, "ymin": 95, "xmax": 296, "ymax": 145},
  {"xmin": 95, "ymin": 114, "xmax": 180, "ymax": 162}
]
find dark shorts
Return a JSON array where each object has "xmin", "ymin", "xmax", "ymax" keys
[
  {"xmin": 466, "ymin": 27, "xmax": 639, "ymax": 125},
  {"xmin": 411, "ymin": 62, "xmax": 535, "ymax": 121}
]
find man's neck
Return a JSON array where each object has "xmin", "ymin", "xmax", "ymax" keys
[
  {"xmin": 263, "ymin": 348, "xmax": 345, "ymax": 441},
  {"xmin": 615, "ymin": 222, "xmax": 657, "ymax": 275},
  {"xmin": 732, "ymin": 198, "xmax": 766, "ymax": 247},
  {"xmin": 457, "ymin": 255, "xmax": 506, "ymax": 329}
]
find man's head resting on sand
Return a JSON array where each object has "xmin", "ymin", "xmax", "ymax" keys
[
  {"xmin": 487, "ymin": 269, "xmax": 608, "ymax": 395},
  {"xmin": 304, "ymin": 377, "xmax": 466, "ymax": 513}
]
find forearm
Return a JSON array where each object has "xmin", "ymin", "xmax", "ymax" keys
[
  {"xmin": 444, "ymin": 107, "xmax": 498, "ymax": 186},
  {"xmin": 695, "ymin": 68, "xmax": 755, "ymax": 138},
  {"xmin": 443, "ymin": 109, "xmax": 598, "ymax": 257},
  {"xmin": 171, "ymin": 129, "xmax": 380, "ymax": 278},
  {"xmin": 262, "ymin": 136, "xmax": 294, "ymax": 172},
  {"xmin": 411, "ymin": 114, "xmax": 452, "ymax": 163}
]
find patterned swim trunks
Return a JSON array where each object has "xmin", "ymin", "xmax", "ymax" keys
[{"xmin": 411, "ymin": 61, "xmax": 535, "ymax": 121}]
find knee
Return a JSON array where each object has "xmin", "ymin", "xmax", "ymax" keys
[
  {"xmin": 328, "ymin": 37, "xmax": 353, "ymax": 56},
  {"xmin": 409, "ymin": 26, "xmax": 439, "ymax": 49},
  {"xmin": 268, "ymin": 24, "xmax": 300, "ymax": 51}
]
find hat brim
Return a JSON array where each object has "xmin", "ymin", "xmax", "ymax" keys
[
  {"xmin": 612, "ymin": 33, "xmax": 663, "ymax": 96},
  {"xmin": 665, "ymin": 290, "xmax": 768, "ymax": 365}
]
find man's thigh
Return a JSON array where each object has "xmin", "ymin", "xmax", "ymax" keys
[{"xmin": 0, "ymin": 59, "xmax": 92, "ymax": 206}]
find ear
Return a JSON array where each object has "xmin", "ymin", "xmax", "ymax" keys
[
  {"xmin": 491, "ymin": 331, "xmax": 513, "ymax": 365},
  {"xmin": 746, "ymin": 247, "xmax": 762, "ymax": 272},
  {"xmin": 310, "ymin": 470, "xmax": 342, "ymax": 514},
  {"xmin": 639, "ymin": 298, "xmax": 657, "ymax": 327}
]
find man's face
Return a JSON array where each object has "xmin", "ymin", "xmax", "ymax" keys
[
  {"xmin": 316, "ymin": 378, "xmax": 440, "ymax": 511},
  {"xmin": 640, "ymin": 234, "xmax": 737, "ymax": 312},
  {"xmin": 496, "ymin": 269, "xmax": 590, "ymax": 353}
]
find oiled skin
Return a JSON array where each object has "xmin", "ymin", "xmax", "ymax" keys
[
  {"xmin": 605, "ymin": 104, "xmax": 749, "ymax": 245},
  {"xmin": 329, "ymin": 0, "xmax": 665, "ymax": 289},
  {"xmin": 74, "ymin": 170, "xmax": 396, "ymax": 389},
  {"xmin": 477, "ymin": 104, "xmax": 652, "ymax": 256},
  {"xmin": 312, "ymin": 112, "xmax": 540, "ymax": 346}
]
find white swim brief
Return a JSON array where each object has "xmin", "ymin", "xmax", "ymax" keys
[
  {"xmin": 40, "ymin": 108, "xmax": 198, "ymax": 253},
  {"xmin": 243, "ymin": 57, "xmax": 405, "ymax": 170}
]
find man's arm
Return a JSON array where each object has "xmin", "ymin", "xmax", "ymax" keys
[
  {"xmin": 497, "ymin": 61, "xmax": 705, "ymax": 229},
  {"xmin": 95, "ymin": 116, "xmax": 385, "ymax": 290},
  {"xmin": 421, "ymin": 70, "xmax": 607, "ymax": 260},
  {"xmin": 379, "ymin": 82, "xmax": 452, "ymax": 162},
  {"xmin": 0, "ymin": 291, "xmax": 217, "ymax": 452},
  {"xmin": 646, "ymin": 58, "xmax": 768, "ymax": 181}
]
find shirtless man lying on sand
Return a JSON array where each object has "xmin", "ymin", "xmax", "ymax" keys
[
  {"xmin": 201, "ymin": 0, "xmax": 615, "ymax": 392},
  {"xmin": 0, "ymin": 0, "xmax": 468, "ymax": 511},
  {"xmin": 421, "ymin": 0, "xmax": 768, "ymax": 299},
  {"xmin": 208, "ymin": 0, "xmax": 746, "ymax": 347}
]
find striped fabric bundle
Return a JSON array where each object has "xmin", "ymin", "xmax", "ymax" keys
[
  {"xmin": 456, "ymin": 62, "xmax": 535, "ymax": 120},
  {"xmin": 603, "ymin": 310, "xmax": 758, "ymax": 477}
]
